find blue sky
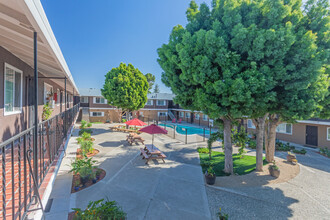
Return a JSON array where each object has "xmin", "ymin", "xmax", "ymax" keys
[{"xmin": 42, "ymin": 0, "xmax": 211, "ymax": 93}]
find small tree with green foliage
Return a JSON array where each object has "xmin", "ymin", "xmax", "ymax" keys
[
  {"xmin": 153, "ymin": 84, "xmax": 160, "ymax": 93},
  {"xmin": 102, "ymin": 63, "xmax": 149, "ymax": 122},
  {"xmin": 145, "ymin": 73, "xmax": 155, "ymax": 94}
]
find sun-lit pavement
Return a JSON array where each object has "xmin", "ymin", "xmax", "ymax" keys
[
  {"xmin": 207, "ymin": 146, "xmax": 330, "ymax": 219},
  {"xmin": 45, "ymin": 123, "xmax": 330, "ymax": 220},
  {"xmin": 45, "ymin": 123, "xmax": 211, "ymax": 220}
]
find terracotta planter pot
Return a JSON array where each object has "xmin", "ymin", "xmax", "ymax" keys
[
  {"xmin": 205, "ymin": 173, "xmax": 216, "ymax": 185},
  {"xmin": 269, "ymin": 167, "xmax": 280, "ymax": 178}
]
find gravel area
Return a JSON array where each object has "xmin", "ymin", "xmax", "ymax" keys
[{"xmin": 206, "ymin": 149, "xmax": 330, "ymax": 220}]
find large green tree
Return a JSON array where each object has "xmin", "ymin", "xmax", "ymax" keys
[
  {"xmin": 158, "ymin": 1, "xmax": 273, "ymax": 174},
  {"xmin": 158, "ymin": 0, "xmax": 329, "ymax": 173},
  {"xmin": 145, "ymin": 73, "xmax": 156, "ymax": 93},
  {"xmin": 102, "ymin": 63, "xmax": 149, "ymax": 122},
  {"xmin": 262, "ymin": 0, "xmax": 330, "ymax": 163}
]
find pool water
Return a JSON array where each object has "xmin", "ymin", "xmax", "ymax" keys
[{"xmin": 159, "ymin": 123, "xmax": 215, "ymax": 135}]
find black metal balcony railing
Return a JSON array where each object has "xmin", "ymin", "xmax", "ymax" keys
[{"xmin": 0, "ymin": 104, "xmax": 80, "ymax": 220}]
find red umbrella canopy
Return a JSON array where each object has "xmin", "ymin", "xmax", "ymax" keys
[
  {"xmin": 125, "ymin": 118, "xmax": 147, "ymax": 126},
  {"xmin": 138, "ymin": 124, "xmax": 168, "ymax": 134}
]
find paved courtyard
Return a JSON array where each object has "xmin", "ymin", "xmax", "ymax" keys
[
  {"xmin": 45, "ymin": 124, "xmax": 211, "ymax": 220},
  {"xmin": 45, "ymin": 124, "xmax": 330, "ymax": 220}
]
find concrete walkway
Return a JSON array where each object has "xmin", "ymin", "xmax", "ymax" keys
[{"xmin": 45, "ymin": 124, "xmax": 211, "ymax": 220}]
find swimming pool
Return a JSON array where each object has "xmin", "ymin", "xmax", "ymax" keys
[{"xmin": 159, "ymin": 123, "xmax": 215, "ymax": 135}]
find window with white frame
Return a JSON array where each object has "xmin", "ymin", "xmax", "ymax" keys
[
  {"xmin": 276, "ymin": 123, "xmax": 292, "ymax": 134},
  {"xmin": 179, "ymin": 112, "xmax": 184, "ymax": 117},
  {"xmin": 203, "ymin": 114, "xmax": 208, "ymax": 121},
  {"xmin": 146, "ymin": 100, "xmax": 153, "ymax": 105},
  {"xmin": 158, "ymin": 112, "xmax": 166, "ymax": 117},
  {"xmin": 4, "ymin": 64, "xmax": 22, "ymax": 115},
  {"xmin": 195, "ymin": 113, "xmax": 200, "ymax": 120},
  {"xmin": 90, "ymin": 112, "xmax": 104, "ymax": 117},
  {"xmin": 185, "ymin": 112, "xmax": 190, "ymax": 118},
  {"xmin": 157, "ymin": 100, "xmax": 166, "ymax": 106},
  {"xmin": 81, "ymin": 96, "xmax": 88, "ymax": 103},
  {"xmin": 247, "ymin": 119, "xmax": 256, "ymax": 129},
  {"xmin": 94, "ymin": 97, "xmax": 107, "ymax": 104},
  {"xmin": 327, "ymin": 128, "xmax": 330, "ymax": 141}
]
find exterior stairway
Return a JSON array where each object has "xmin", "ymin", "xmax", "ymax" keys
[
  {"xmin": 81, "ymin": 107, "xmax": 90, "ymax": 122},
  {"xmin": 168, "ymin": 110, "xmax": 175, "ymax": 121}
]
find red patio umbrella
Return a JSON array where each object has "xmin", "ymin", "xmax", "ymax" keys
[
  {"xmin": 138, "ymin": 124, "xmax": 168, "ymax": 147},
  {"xmin": 125, "ymin": 118, "xmax": 147, "ymax": 126}
]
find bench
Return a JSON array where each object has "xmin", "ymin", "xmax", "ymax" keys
[
  {"xmin": 139, "ymin": 148, "xmax": 150, "ymax": 164},
  {"xmin": 139, "ymin": 148, "xmax": 166, "ymax": 164}
]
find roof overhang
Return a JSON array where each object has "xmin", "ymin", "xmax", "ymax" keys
[{"xmin": 0, "ymin": 0, "xmax": 79, "ymax": 94}]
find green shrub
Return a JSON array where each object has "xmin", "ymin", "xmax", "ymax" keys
[
  {"xmin": 80, "ymin": 140, "xmax": 94, "ymax": 155},
  {"xmin": 79, "ymin": 129, "xmax": 92, "ymax": 136},
  {"xmin": 248, "ymin": 139, "xmax": 256, "ymax": 149},
  {"xmin": 276, "ymin": 141, "xmax": 295, "ymax": 151},
  {"xmin": 197, "ymin": 147, "xmax": 209, "ymax": 154},
  {"xmin": 292, "ymin": 149, "xmax": 307, "ymax": 155},
  {"xmin": 80, "ymin": 120, "xmax": 87, "ymax": 129},
  {"xmin": 77, "ymin": 132, "xmax": 93, "ymax": 144},
  {"xmin": 122, "ymin": 119, "xmax": 127, "ymax": 123},
  {"xmin": 320, "ymin": 148, "xmax": 330, "ymax": 157},
  {"xmin": 72, "ymin": 199, "xmax": 126, "ymax": 220},
  {"xmin": 87, "ymin": 122, "xmax": 92, "ymax": 128},
  {"xmin": 69, "ymin": 156, "xmax": 97, "ymax": 179}
]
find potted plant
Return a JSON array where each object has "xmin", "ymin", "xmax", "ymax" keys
[
  {"xmin": 287, "ymin": 151, "xmax": 296, "ymax": 162},
  {"xmin": 74, "ymin": 180, "xmax": 80, "ymax": 191},
  {"xmin": 205, "ymin": 166, "xmax": 216, "ymax": 185},
  {"xmin": 269, "ymin": 161, "xmax": 280, "ymax": 178}
]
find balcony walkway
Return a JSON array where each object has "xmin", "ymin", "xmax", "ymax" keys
[{"xmin": 45, "ymin": 123, "xmax": 211, "ymax": 219}]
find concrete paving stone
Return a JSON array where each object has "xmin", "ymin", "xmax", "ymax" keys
[
  {"xmin": 44, "ymin": 212, "xmax": 68, "ymax": 220},
  {"xmin": 145, "ymin": 199, "xmax": 210, "ymax": 220},
  {"xmin": 153, "ymin": 175, "xmax": 210, "ymax": 217},
  {"xmin": 162, "ymin": 163, "xmax": 204, "ymax": 185}
]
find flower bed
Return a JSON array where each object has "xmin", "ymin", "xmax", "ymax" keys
[
  {"xmin": 76, "ymin": 148, "xmax": 99, "ymax": 159},
  {"xmin": 71, "ymin": 168, "xmax": 106, "ymax": 193}
]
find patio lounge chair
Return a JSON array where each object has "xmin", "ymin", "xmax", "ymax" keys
[{"xmin": 178, "ymin": 118, "xmax": 182, "ymax": 123}]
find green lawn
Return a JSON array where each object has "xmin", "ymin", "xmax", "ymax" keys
[
  {"xmin": 92, "ymin": 122, "xmax": 104, "ymax": 124},
  {"xmin": 199, "ymin": 151, "xmax": 267, "ymax": 176}
]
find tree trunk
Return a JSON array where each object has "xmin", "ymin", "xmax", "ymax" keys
[
  {"xmin": 253, "ymin": 114, "xmax": 268, "ymax": 171},
  {"xmin": 265, "ymin": 114, "xmax": 281, "ymax": 162},
  {"xmin": 222, "ymin": 117, "xmax": 233, "ymax": 174}
]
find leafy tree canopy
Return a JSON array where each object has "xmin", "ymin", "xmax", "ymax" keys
[
  {"xmin": 158, "ymin": 0, "xmax": 329, "ymax": 121},
  {"xmin": 102, "ymin": 63, "xmax": 148, "ymax": 111},
  {"xmin": 145, "ymin": 73, "xmax": 155, "ymax": 93},
  {"xmin": 154, "ymin": 84, "xmax": 160, "ymax": 93}
]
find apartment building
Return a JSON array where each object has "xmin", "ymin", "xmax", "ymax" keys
[
  {"xmin": 247, "ymin": 118, "xmax": 330, "ymax": 149},
  {"xmin": 78, "ymin": 89, "xmax": 213, "ymax": 127}
]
